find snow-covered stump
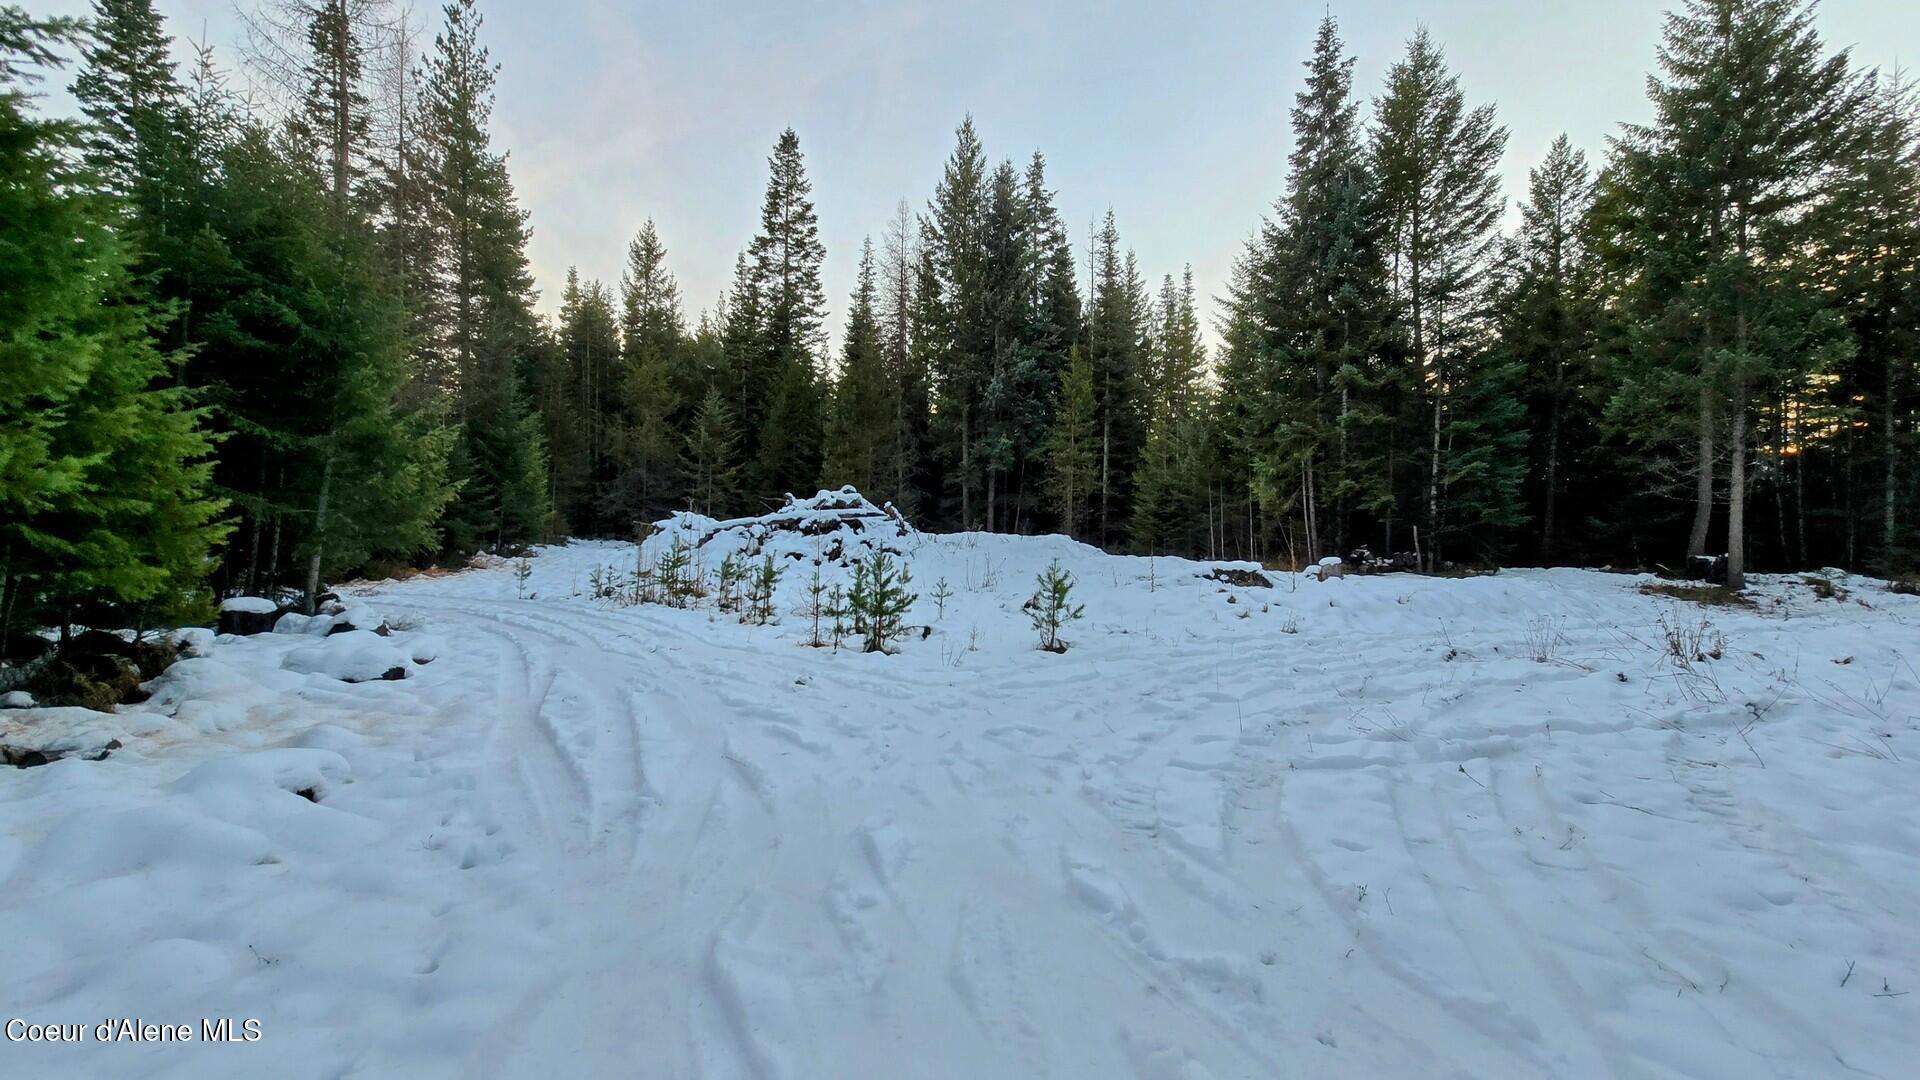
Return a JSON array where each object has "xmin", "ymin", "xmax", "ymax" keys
[{"xmin": 216, "ymin": 595, "xmax": 287, "ymax": 636}]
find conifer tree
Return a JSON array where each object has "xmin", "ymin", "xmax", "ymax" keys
[
  {"xmin": 1084, "ymin": 210, "xmax": 1150, "ymax": 547},
  {"xmin": 1132, "ymin": 270, "xmax": 1209, "ymax": 554},
  {"xmin": 613, "ymin": 219, "xmax": 686, "ymax": 523},
  {"xmin": 825, "ymin": 240, "xmax": 894, "ymax": 495},
  {"xmin": 70, "ymin": 0, "xmax": 182, "ymax": 215},
  {"xmin": 741, "ymin": 128, "xmax": 828, "ymax": 500},
  {"xmin": 1027, "ymin": 560, "xmax": 1083, "ymax": 653},
  {"xmin": 925, "ymin": 117, "xmax": 991, "ymax": 527},
  {"xmin": 1045, "ymin": 346, "xmax": 1098, "ymax": 538},
  {"xmin": 1605, "ymin": 0, "xmax": 1861, "ymax": 587},
  {"xmin": 416, "ymin": 0, "xmax": 550, "ymax": 547},
  {"xmin": 1372, "ymin": 28, "xmax": 1520, "ymax": 565},
  {"xmin": 1234, "ymin": 14, "xmax": 1396, "ymax": 561},
  {"xmin": 1823, "ymin": 75, "xmax": 1920, "ymax": 574},
  {"xmin": 2, "ymin": 10, "xmax": 226, "ymax": 643},
  {"xmin": 685, "ymin": 385, "xmax": 741, "ymax": 516},
  {"xmin": 554, "ymin": 271, "xmax": 621, "ymax": 530},
  {"xmin": 877, "ymin": 200, "xmax": 930, "ymax": 514},
  {"xmin": 1499, "ymin": 135, "xmax": 1603, "ymax": 562}
]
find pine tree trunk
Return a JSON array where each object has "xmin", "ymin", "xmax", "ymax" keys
[
  {"xmin": 244, "ymin": 462, "xmax": 265, "ymax": 595},
  {"xmin": 1427, "ymin": 393, "xmax": 1442, "ymax": 572},
  {"xmin": 1336, "ymin": 383, "xmax": 1350, "ymax": 557},
  {"xmin": 1781, "ymin": 399, "xmax": 1797, "ymax": 564},
  {"xmin": 1727, "ymin": 384, "xmax": 1749, "ymax": 590},
  {"xmin": 1100, "ymin": 418, "xmax": 1111, "ymax": 547},
  {"xmin": 305, "ymin": 442, "xmax": 337, "ymax": 614},
  {"xmin": 1688, "ymin": 384, "xmax": 1715, "ymax": 560},
  {"xmin": 1886, "ymin": 350, "xmax": 1900, "ymax": 575},
  {"xmin": 0, "ymin": 548, "xmax": 15, "ymax": 662},
  {"xmin": 1772, "ymin": 396, "xmax": 1789, "ymax": 565},
  {"xmin": 960, "ymin": 406, "xmax": 973, "ymax": 530},
  {"xmin": 1302, "ymin": 463, "xmax": 1319, "ymax": 563},
  {"xmin": 1542, "ymin": 404, "xmax": 1561, "ymax": 564},
  {"xmin": 267, "ymin": 467, "xmax": 286, "ymax": 592}
]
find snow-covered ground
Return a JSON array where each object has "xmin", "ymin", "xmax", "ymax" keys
[{"xmin": 3, "ymin": 502, "xmax": 1918, "ymax": 1078}]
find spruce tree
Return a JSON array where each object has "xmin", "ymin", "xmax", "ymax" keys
[
  {"xmin": 192, "ymin": 123, "xmax": 452, "ymax": 600},
  {"xmin": 1045, "ymin": 346, "xmax": 1098, "ymax": 539},
  {"xmin": 825, "ymin": 239, "xmax": 894, "ymax": 495},
  {"xmin": 1236, "ymin": 14, "xmax": 1395, "ymax": 562},
  {"xmin": 1085, "ymin": 210, "xmax": 1150, "ymax": 547},
  {"xmin": 1372, "ymin": 28, "xmax": 1520, "ymax": 566},
  {"xmin": 925, "ymin": 117, "xmax": 991, "ymax": 528},
  {"xmin": 1, "ymin": 10, "xmax": 226, "ymax": 643},
  {"xmin": 612, "ymin": 219, "xmax": 686, "ymax": 526},
  {"xmin": 877, "ymin": 200, "xmax": 929, "ymax": 515},
  {"xmin": 685, "ymin": 386, "xmax": 741, "ymax": 516},
  {"xmin": 742, "ymin": 127, "xmax": 828, "ymax": 500},
  {"xmin": 1605, "ymin": 0, "xmax": 1861, "ymax": 586},
  {"xmin": 553, "ymin": 271, "xmax": 621, "ymax": 531},
  {"xmin": 1498, "ymin": 135, "xmax": 1604, "ymax": 562},
  {"xmin": 417, "ymin": 0, "xmax": 550, "ymax": 545},
  {"xmin": 1132, "ymin": 269, "xmax": 1209, "ymax": 554},
  {"xmin": 1823, "ymin": 76, "xmax": 1920, "ymax": 574},
  {"xmin": 70, "ymin": 0, "xmax": 182, "ymax": 216}
]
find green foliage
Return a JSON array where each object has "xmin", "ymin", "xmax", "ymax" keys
[
  {"xmin": 824, "ymin": 239, "xmax": 893, "ymax": 495},
  {"xmin": 744, "ymin": 554, "xmax": 782, "ymax": 625},
  {"xmin": 1, "ymin": 9, "xmax": 226, "ymax": 642},
  {"xmin": 847, "ymin": 550, "xmax": 916, "ymax": 653},
  {"xmin": 1045, "ymin": 346, "xmax": 1098, "ymax": 537},
  {"xmin": 442, "ymin": 384, "xmax": 549, "ymax": 553},
  {"xmin": 824, "ymin": 582, "xmax": 851, "ymax": 650},
  {"xmin": 1027, "ymin": 560, "xmax": 1084, "ymax": 653},
  {"xmin": 650, "ymin": 537, "xmax": 694, "ymax": 608},
  {"xmin": 714, "ymin": 551, "xmax": 744, "ymax": 613},
  {"xmin": 799, "ymin": 566, "xmax": 828, "ymax": 645},
  {"xmin": 609, "ymin": 222, "xmax": 684, "ymax": 529},
  {"xmin": 685, "ymin": 386, "xmax": 742, "ymax": 517}
]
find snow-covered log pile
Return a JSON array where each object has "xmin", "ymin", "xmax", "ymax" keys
[{"xmin": 646, "ymin": 487, "xmax": 916, "ymax": 569}]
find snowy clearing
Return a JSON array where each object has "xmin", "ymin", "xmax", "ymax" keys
[{"xmin": 3, "ymin": 515, "xmax": 1918, "ymax": 1078}]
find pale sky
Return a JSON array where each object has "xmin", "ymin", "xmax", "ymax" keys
[{"xmin": 34, "ymin": 0, "xmax": 1920, "ymax": 349}]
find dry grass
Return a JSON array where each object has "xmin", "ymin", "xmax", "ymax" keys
[{"xmin": 1638, "ymin": 582, "xmax": 1754, "ymax": 608}]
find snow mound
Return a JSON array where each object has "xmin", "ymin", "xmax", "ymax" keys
[
  {"xmin": 219, "ymin": 596, "xmax": 278, "ymax": 614},
  {"xmin": 272, "ymin": 611, "xmax": 334, "ymax": 636},
  {"xmin": 647, "ymin": 486, "xmax": 915, "ymax": 568},
  {"xmin": 172, "ymin": 748, "xmax": 351, "ymax": 801},
  {"xmin": 0, "ymin": 705, "xmax": 131, "ymax": 760},
  {"xmin": 282, "ymin": 630, "xmax": 410, "ymax": 683}
]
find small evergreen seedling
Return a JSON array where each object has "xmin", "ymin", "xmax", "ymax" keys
[
  {"xmin": 1029, "ymin": 560, "xmax": 1084, "ymax": 653},
  {"xmin": 849, "ymin": 550, "xmax": 916, "ymax": 653},
  {"xmin": 800, "ymin": 567, "xmax": 829, "ymax": 646},
  {"xmin": 744, "ymin": 554, "xmax": 783, "ymax": 625},
  {"xmin": 513, "ymin": 558, "xmax": 533, "ymax": 599},
  {"xmin": 654, "ymin": 539, "xmax": 692, "ymax": 607},
  {"xmin": 825, "ymin": 583, "xmax": 851, "ymax": 650},
  {"xmin": 931, "ymin": 576, "xmax": 954, "ymax": 620},
  {"xmin": 714, "ymin": 552, "xmax": 744, "ymax": 612}
]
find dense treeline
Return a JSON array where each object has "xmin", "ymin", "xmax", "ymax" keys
[{"xmin": 4, "ymin": 0, "xmax": 1918, "ymax": 648}]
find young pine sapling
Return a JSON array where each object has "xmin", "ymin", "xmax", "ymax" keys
[
  {"xmin": 714, "ymin": 552, "xmax": 744, "ymax": 612},
  {"xmin": 800, "ymin": 567, "xmax": 829, "ymax": 646},
  {"xmin": 1029, "ymin": 559, "xmax": 1084, "ymax": 653},
  {"xmin": 825, "ymin": 583, "xmax": 851, "ymax": 650},
  {"xmin": 849, "ymin": 550, "xmax": 917, "ymax": 653},
  {"xmin": 744, "ymin": 554, "xmax": 783, "ymax": 625}
]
